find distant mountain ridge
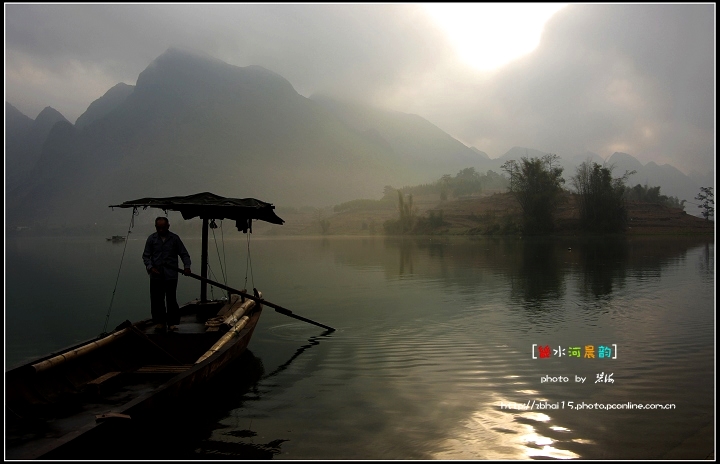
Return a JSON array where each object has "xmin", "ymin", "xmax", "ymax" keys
[
  {"xmin": 470, "ymin": 147, "xmax": 707, "ymax": 212},
  {"xmin": 75, "ymin": 83, "xmax": 134, "ymax": 129},
  {"xmin": 603, "ymin": 152, "xmax": 702, "ymax": 207},
  {"xmin": 6, "ymin": 48, "xmax": 483, "ymax": 227},
  {"xmin": 5, "ymin": 48, "xmax": 712, "ymax": 227},
  {"xmin": 6, "ymin": 104, "xmax": 70, "ymax": 193},
  {"xmin": 310, "ymin": 94, "xmax": 486, "ymax": 181},
  {"xmin": 470, "ymin": 147, "xmax": 490, "ymax": 160}
]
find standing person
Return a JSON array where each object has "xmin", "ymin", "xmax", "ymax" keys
[{"xmin": 143, "ymin": 217, "xmax": 192, "ymax": 332}]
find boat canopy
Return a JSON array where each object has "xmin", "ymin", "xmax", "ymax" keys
[
  {"xmin": 110, "ymin": 192, "xmax": 284, "ymax": 301},
  {"xmin": 110, "ymin": 192, "xmax": 284, "ymax": 231}
]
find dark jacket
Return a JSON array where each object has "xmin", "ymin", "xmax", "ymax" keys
[{"xmin": 142, "ymin": 231, "xmax": 191, "ymax": 280}]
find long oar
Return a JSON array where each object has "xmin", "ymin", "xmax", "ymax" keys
[{"xmin": 174, "ymin": 267, "xmax": 335, "ymax": 332}]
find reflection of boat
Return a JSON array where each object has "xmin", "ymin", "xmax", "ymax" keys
[
  {"xmin": 6, "ymin": 192, "xmax": 285, "ymax": 459},
  {"xmin": 106, "ymin": 235, "xmax": 126, "ymax": 242}
]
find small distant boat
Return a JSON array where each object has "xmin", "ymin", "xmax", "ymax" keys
[{"xmin": 106, "ymin": 235, "xmax": 126, "ymax": 242}]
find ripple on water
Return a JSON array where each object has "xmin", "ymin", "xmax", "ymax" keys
[{"xmin": 5, "ymin": 236, "xmax": 712, "ymax": 460}]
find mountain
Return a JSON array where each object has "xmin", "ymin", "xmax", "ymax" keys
[
  {"xmin": 470, "ymin": 147, "xmax": 490, "ymax": 160},
  {"xmin": 7, "ymin": 48, "xmax": 711, "ymax": 227},
  {"xmin": 689, "ymin": 170, "xmax": 714, "ymax": 191},
  {"xmin": 310, "ymin": 95, "xmax": 484, "ymax": 181},
  {"xmin": 569, "ymin": 151, "xmax": 605, "ymax": 166},
  {"xmin": 629, "ymin": 161, "xmax": 703, "ymax": 206},
  {"xmin": 30, "ymin": 106, "xmax": 69, "ymax": 140},
  {"xmin": 601, "ymin": 152, "xmax": 701, "ymax": 205},
  {"xmin": 75, "ymin": 83, "xmax": 135, "ymax": 129},
  {"xmin": 475, "ymin": 146, "xmax": 562, "ymax": 176},
  {"xmin": 5, "ymin": 103, "xmax": 35, "ymax": 179},
  {"xmin": 495, "ymin": 146, "xmax": 549, "ymax": 161},
  {"xmin": 606, "ymin": 152, "xmax": 645, "ymax": 175},
  {"xmin": 6, "ymin": 101, "xmax": 34, "ymax": 139},
  {"xmin": 470, "ymin": 148, "xmax": 708, "ymax": 215},
  {"xmin": 6, "ymin": 105, "xmax": 70, "ymax": 193},
  {"xmin": 9, "ymin": 48, "xmax": 486, "ymax": 228}
]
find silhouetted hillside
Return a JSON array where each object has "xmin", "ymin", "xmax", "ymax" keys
[
  {"xmin": 6, "ymin": 104, "xmax": 70, "ymax": 194},
  {"xmin": 311, "ymin": 95, "xmax": 485, "ymax": 182},
  {"xmin": 6, "ymin": 49, "xmax": 712, "ymax": 229},
  {"xmin": 75, "ymin": 83, "xmax": 135, "ymax": 129}
]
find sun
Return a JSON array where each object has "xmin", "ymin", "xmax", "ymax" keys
[{"xmin": 424, "ymin": 4, "xmax": 568, "ymax": 72}]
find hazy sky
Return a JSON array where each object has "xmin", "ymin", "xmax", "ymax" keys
[{"xmin": 4, "ymin": 4, "xmax": 715, "ymax": 175}]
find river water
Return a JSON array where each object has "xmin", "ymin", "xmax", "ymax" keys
[{"xmin": 4, "ymin": 234, "xmax": 715, "ymax": 459}]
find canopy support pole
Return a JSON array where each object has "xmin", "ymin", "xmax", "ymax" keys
[{"xmin": 201, "ymin": 217, "xmax": 209, "ymax": 302}]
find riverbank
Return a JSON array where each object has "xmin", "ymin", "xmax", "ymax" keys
[
  {"xmin": 7, "ymin": 191, "xmax": 713, "ymax": 238},
  {"xmin": 250, "ymin": 191, "xmax": 714, "ymax": 236}
]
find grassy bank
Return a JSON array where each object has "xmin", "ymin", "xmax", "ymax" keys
[{"xmin": 251, "ymin": 191, "xmax": 714, "ymax": 237}]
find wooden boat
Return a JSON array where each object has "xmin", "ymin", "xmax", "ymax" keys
[
  {"xmin": 5, "ymin": 192, "xmax": 286, "ymax": 459},
  {"xmin": 106, "ymin": 235, "xmax": 126, "ymax": 242}
]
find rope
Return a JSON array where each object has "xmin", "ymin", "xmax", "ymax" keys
[
  {"xmin": 210, "ymin": 221, "xmax": 229, "ymax": 300},
  {"xmin": 102, "ymin": 207, "xmax": 137, "ymax": 335},
  {"xmin": 211, "ymin": 225, "xmax": 227, "ymax": 282},
  {"xmin": 221, "ymin": 220, "xmax": 228, "ymax": 292},
  {"xmin": 207, "ymin": 264, "xmax": 217, "ymax": 300}
]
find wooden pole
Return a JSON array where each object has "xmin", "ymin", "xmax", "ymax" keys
[
  {"xmin": 175, "ymin": 267, "xmax": 335, "ymax": 331},
  {"xmin": 32, "ymin": 328, "xmax": 131, "ymax": 373},
  {"xmin": 201, "ymin": 217, "xmax": 209, "ymax": 302}
]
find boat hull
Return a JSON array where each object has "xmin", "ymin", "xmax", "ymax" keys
[{"xmin": 5, "ymin": 295, "xmax": 263, "ymax": 460}]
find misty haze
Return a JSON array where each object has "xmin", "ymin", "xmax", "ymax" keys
[{"xmin": 4, "ymin": 4, "xmax": 715, "ymax": 461}]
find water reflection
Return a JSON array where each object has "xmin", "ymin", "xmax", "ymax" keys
[
  {"xmin": 396, "ymin": 238, "xmax": 415, "ymax": 276},
  {"xmin": 577, "ymin": 238, "xmax": 629, "ymax": 298},
  {"xmin": 48, "ymin": 350, "xmax": 268, "ymax": 460},
  {"xmin": 698, "ymin": 241, "xmax": 714, "ymax": 281},
  {"xmin": 432, "ymin": 392, "xmax": 582, "ymax": 460},
  {"xmin": 366, "ymin": 236, "xmax": 711, "ymax": 310},
  {"xmin": 6, "ymin": 235, "xmax": 714, "ymax": 460},
  {"xmin": 508, "ymin": 239, "xmax": 567, "ymax": 309},
  {"xmin": 262, "ymin": 329, "xmax": 334, "ymax": 380},
  {"xmin": 320, "ymin": 235, "xmax": 712, "ymax": 459}
]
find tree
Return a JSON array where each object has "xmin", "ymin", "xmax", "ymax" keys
[
  {"xmin": 383, "ymin": 185, "xmax": 397, "ymax": 200},
  {"xmin": 695, "ymin": 187, "xmax": 714, "ymax": 221},
  {"xmin": 624, "ymin": 183, "xmax": 685, "ymax": 209},
  {"xmin": 439, "ymin": 174, "xmax": 451, "ymax": 201},
  {"xmin": 572, "ymin": 162, "xmax": 633, "ymax": 232},
  {"xmin": 319, "ymin": 219, "xmax": 330, "ymax": 234},
  {"xmin": 383, "ymin": 190, "xmax": 417, "ymax": 235},
  {"xmin": 451, "ymin": 167, "xmax": 482, "ymax": 197},
  {"xmin": 316, "ymin": 210, "xmax": 331, "ymax": 234},
  {"xmin": 397, "ymin": 190, "xmax": 416, "ymax": 233},
  {"xmin": 502, "ymin": 154, "xmax": 565, "ymax": 234}
]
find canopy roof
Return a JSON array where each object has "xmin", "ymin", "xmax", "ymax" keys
[{"xmin": 110, "ymin": 192, "xmax": 284, "ymax": 230}]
